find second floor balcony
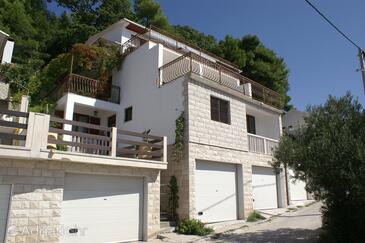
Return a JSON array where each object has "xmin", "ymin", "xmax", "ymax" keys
[
  {"xmin": 158, "ymin": 52, "xmax": 282, "ymax": 110},
  {"xmin": 54, "ymin": 73, "xmax": 120, "ymax": 104}
]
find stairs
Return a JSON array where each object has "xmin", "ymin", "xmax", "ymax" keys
[{"xmin": 160, "ymin": 212, "xmax": 176, "ymax": 233}]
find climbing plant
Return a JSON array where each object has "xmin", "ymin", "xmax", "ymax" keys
[
  {"xmin": 168, "ymin": 175, "xmax": 179, "ymax": 221},
  {"xmin": 172, "ymin": 112, "xmax": 185, "ymax": 162}
]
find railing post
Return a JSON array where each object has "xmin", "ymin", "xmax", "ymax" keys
[
  {"xmin": 219, "ymin": 66, "xmax": 222, "ymax": 84},
  {"xmin": 26, "ymin": 112, "xmax": 50, "ymax": 156},
  {"xmin": 189, "ymin": 54, "xmax": 193, "ymax": 73},
  {"xmin": 263, "ymin": 138, "xmax": 267, "ymax": 154},
  {"xmin": 163, "ymin": 136, "xmax": 167, "ymax": 163},
  {"xmin": 111, "ymin": 127, "xmax": 117, "ymax": 157}
]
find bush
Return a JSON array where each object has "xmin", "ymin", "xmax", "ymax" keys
[
  {"xmin": 246, "ymin": 211, "xmax": 266, "ymax": 222},
  {"xmin": 176, "ymin": 219, "xmax": 214, "ymax": 236},
  {"xmin": 274, "ymin": 94, "xmax": 365, "ymax": 243}
]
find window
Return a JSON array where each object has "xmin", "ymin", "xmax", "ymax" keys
[
  {"xmin": 108, "ymin": 115, "xmax": 116, "ymax": 127},
  {"xmin": 246, "ymin": 115, "xmax": 256, "ymax": 134},
  {"xmin": 124, "ymin": 106, "xmax": 133, "ymax": 122},
  {"xmin": 210, "ymin": 96, "xmax": 230, "ymax": 124}
]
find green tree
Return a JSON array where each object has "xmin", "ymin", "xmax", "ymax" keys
[
  {"xmin": 134, "ymin": 0, "xmax": 169, "ymax": 29},
  {"xmin": 96, "ymin": 0, "xmax": 133, "ymax": 29},
  {"xmin": 274, "ymin": 93, "xmax": 365, "ymax": 242}
]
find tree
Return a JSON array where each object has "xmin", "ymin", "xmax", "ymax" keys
[
  {"xmin": 134, "ymin": 0, "xmax": 169, "ymax": 29},
  {"xmin": 96, "ymin": 0, "xmax": 133, "ymax": 29},
  {"xmin": 274, "ymin": 93, "xmax": 365, "ymax": 242}
]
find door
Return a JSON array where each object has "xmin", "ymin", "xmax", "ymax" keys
[
  {"xmin": 60, "ymin": 173, "xmax": 144, "ymax": 243},
  {"xmin": 0, "ymin": 185, "xmax": 11, "ymax": 243},
  {"xmin": 195, "ymin": 161, "xmax": 237, "ymax": 222},
  {"xmin": 252, "ymin": 166, "xmax": 278, "ymax": 209},
  {"xmin": 289, "ymin": 169, "xmax": 307, "ymax": 201}
]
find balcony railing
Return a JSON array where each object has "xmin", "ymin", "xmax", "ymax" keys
[
  {"xmin": 0, "ymin": 109, "xmax": 168, "ymax": 164},
  {"xmin": 158, "ymin": 52, "xmax": 282, "ymax": 109},
  {"xmin": 48, "ymin": 116, "xmax": 167, "ymax": 161},
  {"xmin": 0, "ymin": 109, "xmax": 29, "ymax": 146},
  {"xmin": 248, "ymin": 133, "xmax": 279, "ymax": 156},
  {"xmin": 55, "ymin": 74, "xmax": 120, "ymax": 104}
]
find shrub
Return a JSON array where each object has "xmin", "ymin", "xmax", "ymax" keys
[
  {"xmin": 176, "ymin": 219, "xmax": 214, "ymax": 236},
  {"xmin": 246, "ymin": 211, "xmax": 266, "ymax": 222}
]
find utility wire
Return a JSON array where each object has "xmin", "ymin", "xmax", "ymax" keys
[{"xmin": 304, "ymin": 0, "xmax": 362, "ymax": 50}]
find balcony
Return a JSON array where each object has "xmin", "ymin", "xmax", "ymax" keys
[
  {"xmin": 0, "ymin": 109, "xmax": 167, "ymax": 168},
  {"xmin": 248, "ymin": 133, "xmax": 279, "ymax": 156},
  {"xmin": 158, "ymin": 52, "xmax": 282, "ymax": 109},
  {"xmin": 54, "ymin": 74, "xmax": 120, "ymax": 104}
]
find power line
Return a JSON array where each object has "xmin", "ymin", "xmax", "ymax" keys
[{"xmin": 304, "ymin": 0, "xmax": 361, "ymax": 50}]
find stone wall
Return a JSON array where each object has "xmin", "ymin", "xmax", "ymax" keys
[{"xmin": 0, "ymin": 159, "xmax": 160, "ymax": 242}]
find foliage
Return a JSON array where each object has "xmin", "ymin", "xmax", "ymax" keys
[
  {"xmin": 274, "ymin": 93, "xmax": 365, "ymax": 243},
  {"xmin": 134, "ymin": 0, "xmax": 169, "ymax": 29},
  {"xmin": 168, "ymin": 175, "xmax": 179, "ymax": 221},
  {"xmin": 246, "ymin": 211, "xmax": 266, "ymax": 222},
  {"xmin": 176, "ymin": 219, "xmax": 214, "ymax": 236},
  {"xmin": 172, "ymin": 112, "xmax": 185, "ymax": 162}
]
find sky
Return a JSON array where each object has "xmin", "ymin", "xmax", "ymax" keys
[{"xmin": 49, "ymin": 0, "xmax": 365, "ymax": 110}]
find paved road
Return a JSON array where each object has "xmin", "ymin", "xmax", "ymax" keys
[{"xmin": 205, "ymin": 202, "xmax": 322, "ymax": 243}]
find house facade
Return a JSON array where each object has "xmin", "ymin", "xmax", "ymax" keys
[
  {"xmin": 81, "ymin": 19, "xmax": 287, "ymax": 222},
  {"xmin": 282, "ymin": 109, "xmax": 311, "ymax": 205},
  {"xmin": 0, "ymin": 18, "xmax": 289, "ymax": 243}
]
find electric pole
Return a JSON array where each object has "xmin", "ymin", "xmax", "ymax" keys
[{"xmin": 359, "ymin": 48, "xmax": 365, "ymax": 94}]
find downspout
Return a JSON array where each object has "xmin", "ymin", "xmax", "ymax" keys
[{"xmin": 284, "ymin": 164, "xmax": 290, "ymax": 205}]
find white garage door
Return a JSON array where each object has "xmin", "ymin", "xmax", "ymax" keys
[
  {"xmin": 195, "ymin": 161, "xmax": 237, "ymax": 223},
  {"xmin": 60, "ymin": 173, "xmax": 144, "ymax": 243},
  {"xmin": 0, "ymin": 185, "xmax": 11, "ymax": 243},
  {"xmin": 289, "ymin": 170, "xmax": 307, "ymax": 201},
  {"xmin": 252, "ymin": 166, "xmax": 278, "ymax": 209}
]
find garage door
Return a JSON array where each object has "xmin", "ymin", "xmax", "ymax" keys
[
  {"xmin": 252, "ymin": 166, "xmax": 278, "ymax": 209},
  {"xmin": 0, "ymin": 185, "xmax": 11, "ymax": 243},
  {"xmin": 289, "ymin": 170, "xmax": 307, "ymax": 201},
  {"xmin": 195, "ymin": 161, "xmax": 237, "ymax": 222},
  {"xmin": 60, "ymin": 173, "xmax": 144, "ymax": 243}
]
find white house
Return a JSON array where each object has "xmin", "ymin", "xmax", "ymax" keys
[
  {"xmin": 282, "ymin": 109, "xmax": 310, "ymax": 205},
  {"xmin": 74, "ymin": 18, "xmax": 286, "ymax": 222},
  {"xmin": 0, "ymin": 18, "xmax": 291, "ymax": 243}
]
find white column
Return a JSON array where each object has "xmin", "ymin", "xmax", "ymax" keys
[
  {"xmin": 236, "ymin": 164, "xmax": 245, "ymax": 219},
  {"xmin": 162, "ymin": 136, "xmax": 167, "ymax": 163},
  {"xmin": 63, "ymin": 95, "xmax": 75, "ymax": 142},
  {"xmin": 26, "ymin": 112, "xmax": 50, "ymax": 156},
  {"xmin": 111, "ymin": 127, "xmax": 117, "ymax": 157}
]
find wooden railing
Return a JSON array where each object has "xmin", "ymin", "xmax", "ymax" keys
[
  {"xmin": 116, "ymin": 129, "xmax": 164, "ymax": 160},
  {"xmin": 158, "ymin": 52, "xmax": 282, "ymax": 109},
  {"xmin": 48, "ymin": 116, "xmax": 166, "ymax": 161},
  {"xmin": 247, "ymin": 133, "xmax": 279, "ymax": 156},
  {"xmin": 0, "ymin": 109, "xmax": 29, "ymax": 146},
  {"xmin": 56, "ymin": 74, "xmax": 120, "ymax": 104}
]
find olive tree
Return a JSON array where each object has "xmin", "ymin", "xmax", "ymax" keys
[{"xmin": 274, "ymin": 93, "xmax": 365, "ymax": 243}]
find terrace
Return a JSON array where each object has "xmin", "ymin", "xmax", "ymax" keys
[
  {"xmin": 0, "ymin": 109, "xmax": 167, "ymax": 169},
  {"xmin": 121, "ymin": 26, "xmax": 282, "ymax": 109}
]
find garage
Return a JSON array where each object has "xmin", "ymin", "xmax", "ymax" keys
[
  {"xmin": 195, "ymin": 161, "xmax": 237, "ymax": 223},
  {"xmin": 252, "ymin": 166, "xmax": 278, "ymax": 209},
  {"xmin": 60, "ymin": 173, "xmax": 144, "ymax": 243},
  {"xmin": 0, "ymin": 185, "xmax": 11, "ymax": 243},
  {"xmin": 289, "ymin": 170, "xmax": 307, "ymax": 202}
]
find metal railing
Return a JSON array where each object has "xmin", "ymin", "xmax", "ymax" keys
[
  {"xmin": 56, "ymin": 74, "xmax": 120, "ymax": 104},
  {"xmin": 158, "ymin": 52, "xmax": 282, "ymax": 109},
  {"xmin": 247, "ymin": 133, "xmax": 279, "ymax": 156}
]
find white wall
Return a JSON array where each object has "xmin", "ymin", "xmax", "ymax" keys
[
  {"xmin": 246, "ymin": 104, "xmax": 281, "ymax": 140},
  {"xmin": 1, "ymin": 40, "xmax": 14, "ymax": 64},
  {"xmin": 115, "ymin": 42, "xmax": 184, "ymax": 144}
]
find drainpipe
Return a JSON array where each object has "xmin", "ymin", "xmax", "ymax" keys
[{"xmin": 284, "ymin": 164, "xmax": 290, "ymax": 205}]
